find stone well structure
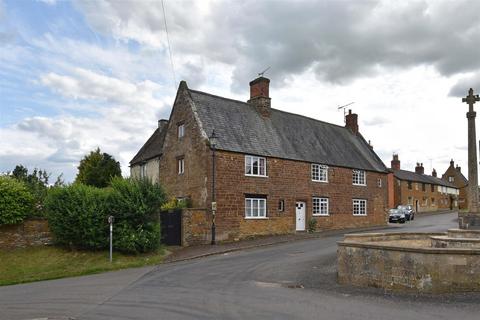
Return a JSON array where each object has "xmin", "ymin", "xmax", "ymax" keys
[{"xmin": 337, "ymin": 230, "xmax": 480, "ymax": 293}]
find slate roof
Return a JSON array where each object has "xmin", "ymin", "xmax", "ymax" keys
[
  {"xmin": 130, "ymin": 124, "xmax": 167, "ymax": 166},
  {"xmin": 189, "ymin": 89, "xmax": 388, "ymax": 173},
  {"xmin": 393, "ymin": 169, "xmax": 457, "ymax": 188}
]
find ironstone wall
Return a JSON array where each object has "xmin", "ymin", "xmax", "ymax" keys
[{"xmin": 0, "ymin": 218, "xmax": 52, "ymax": 250}]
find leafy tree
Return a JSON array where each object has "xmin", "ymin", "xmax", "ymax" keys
[
  {"xmin": 75, "ymin": 148, "xmax": 122, "ymax": 188},
  {"xmin": 0, "ymin": 176, "xmax": 34, "ymax": 225},
  {"xmin": 11, "ymin": 165, "xmax": 50, "ymax": 216}
]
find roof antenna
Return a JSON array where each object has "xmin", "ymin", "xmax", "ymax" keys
[
  {"xmin": 258, "ymin": 66, "xmax": 271, "ymax": 77},
  {"xmin": 337, "ymin": 102, "xmax": 355, "ymax": 123}
]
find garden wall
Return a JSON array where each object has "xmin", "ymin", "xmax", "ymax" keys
[{"xmin": 0, "ymin": 218, "xmax": 52, "ymax": 250}]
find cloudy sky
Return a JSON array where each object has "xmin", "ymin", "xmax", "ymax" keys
[{"xmin": 1, "ymin": 0, "xmax": 480, "ymax": 182}]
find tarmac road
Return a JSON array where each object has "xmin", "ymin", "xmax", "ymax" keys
[{"xmin": 1, "ymin": 211, "xmax": 479, "ymax": 320}]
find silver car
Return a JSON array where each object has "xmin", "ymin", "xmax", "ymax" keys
[{"xmin": 397, "ymin": 205, "xmax": 415, "ymax": 221}]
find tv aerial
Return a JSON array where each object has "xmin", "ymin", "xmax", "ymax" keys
[
  {"xmin": 337, "ymin": 102, "xmax": 355, "ymax": 123},
  {"xmin": 258, "ymin": 66, "xmax": 271, "ymax": 77}
]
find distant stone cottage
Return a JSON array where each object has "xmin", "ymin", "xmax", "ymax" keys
[
  {"xmin": 130, "ymin": 77, "xmax": 390, "ymax": 244},
  {"xmin": 389, "ymin": 154, "xmax": 459, "ymax": 212}
]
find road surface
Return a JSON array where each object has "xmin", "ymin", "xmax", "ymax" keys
[{"xmin": 1, "ymin": 212, "xmax": 479, "ymax": 320}]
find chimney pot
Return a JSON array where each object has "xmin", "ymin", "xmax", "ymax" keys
[
  {"xmin": 415, "ymin": 162, "xmax": 424, "ymax": 175},
  {"xmin": 432, "ymin": 169, "xmax": 437, "ymax": 177}
]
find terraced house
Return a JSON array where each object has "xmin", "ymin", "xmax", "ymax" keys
[
  {"xmin": 131, "ymin": 77, "xmax": 390, "ymax": 244},
  {"xmin": 390, "ymin": 154, "xmax": 459, "ymax": 212}
]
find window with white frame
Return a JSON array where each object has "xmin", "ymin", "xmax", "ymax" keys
[
  {"xmin": 352, "ymin": 169, "xmax": 366, "ymax": 185},
  {"xmin": 377, "ymin": 178, "xmax": 382, "ymax": 188},
  {"xmin": 178, "ymin": 158, "xmax": 185, "ymax": 175},
  {"xmin": 448, "ymin": 176, "xmax": 454, "ymax": 182},
  {"xmin": 353, "ymin": 199, "xmax": 367, "ymax": 216},
  {"xmin": 312, "ymin": 197, "xmax": 329, "ymax": 216},
  {"xmin": 177, "ymin": 123, "xmax": 185, "ymax": 138},
  {"xmin": 245, "ymin": 197, "xmax": 267, "ymax": 218},
  {"xmin": 311, "ymin": 164, "xmax": 328, "ymax": 182},
  {"xmin": 245, "ymin": 155, "xmax": 266, "ymax": 176}
]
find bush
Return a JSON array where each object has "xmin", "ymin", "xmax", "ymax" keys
[
  {"xmin": 161, "ymin": 197, "xmax": 190, "ymax": 211},
  {"xmin": 0, "ymin": 176, "xmax": 34, "ymax": 225},
  {"xmin": 45, "ymin": 178, "xmax": 166, "ymax": 253},
  {"xmin": 45, "ymin": 184, "xmax": 110, "ymax": 249},
  {"xmin": 109, "ymin": 177, "xmax": 166, "ymax": 253},
  {"xmin": 307, "ymin": 218, "xmax": 317, "ymax": 233}
]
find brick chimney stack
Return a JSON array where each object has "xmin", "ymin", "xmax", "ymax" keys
[
  {"xmin": 248, "ymin": 77, "xmax": 271, "ymax": 116},
  {"xmin": 415, "ymin": 162, "xmax": 424, "ymax": 175},
  {"xmin": 391, "ymin": 154, "xmax": 400, "ymax": 170},
  {"xmin": 450, "ymin": 159, "xmax": 455, "ymax": 167},
  {"xmin": 456, "ymin": 165, "xmax": 461, "ymax": 173},
  {"xmin": 345, "ymin": 109, "xmax": 359, "ymax": 134},
  {"xmin": 432, "ymin": 168, "xmax": 437, "ymax": 177}
]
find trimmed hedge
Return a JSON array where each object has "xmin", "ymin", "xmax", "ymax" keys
[
  {"xmin": 0, "ymin": 176, "xmax": 34, "ymax": 225},
  {"xmin": 45, "ymin": 178, "xmax": 166, "ymax": 253},
  {"xmin": 45, "ymin": 184, "xmax": 109, "ymax": 249}
]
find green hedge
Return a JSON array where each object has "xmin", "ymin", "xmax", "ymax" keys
[
  {"xmin": 45, "ymin": 178, "xmax": 166, "ymax": 253},
  {"xmin": 109, "ymin": 177, "xmax": 165, "ymax": 253},
  {"xmin": 45, "ymin": 183, "xmax": 109, "ymax": 249},
  {"xmin": 0, "ymin": 176, "xmax": 34, "ymax": 225}
]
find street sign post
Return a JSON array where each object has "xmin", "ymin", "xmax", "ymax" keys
[{"xmin": 108, "ymin": 216, "xmax": 114, "ymax": 263}]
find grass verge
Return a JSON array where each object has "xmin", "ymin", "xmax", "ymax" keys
[{"xmin": 0, "ymin": 246, "xmax": 167, "ymax": 286}]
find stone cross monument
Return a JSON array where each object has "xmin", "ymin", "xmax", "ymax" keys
[{"xmin": 459, "ymin": 88, "xmax": 480, "ymax": 229}]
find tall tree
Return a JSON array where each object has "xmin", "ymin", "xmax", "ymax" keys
[{"xmin": 75, "ymin": 148, "xmax": 122, "ymax": 188}]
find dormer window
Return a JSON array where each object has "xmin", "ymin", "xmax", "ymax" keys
[
  {"xmin": 177, "ymin": 123, "xmax": 185, "ymax": 138},
  {"xmin": 245, "ymin": 155, "xmax": 266, "ymax": 177},
  {"xmin": 352, "ymin": 169, "xmax": 366, "ymax": 186}
]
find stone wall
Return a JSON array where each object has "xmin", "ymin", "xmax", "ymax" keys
[
  {"xmin": 159, "ymin": 83, "xmax": 209, "ymax": 208},
  {"xmin": 337, "ymin": 232, "xmax": 480, "ymax": 293},
  {"xmin": 182, "ymin": 208, "xmax": 210, "ymax": 246},
  {"xmin": 212, "ymin": 150, "xmax": 388, "ymax": 242},
  {"xmin": 0, "ymin": 218, "xmax": 52, "ymax": 250},
  {"xmin": 131, "ymin": 158, "xmax": 160, "ymax": 183}
]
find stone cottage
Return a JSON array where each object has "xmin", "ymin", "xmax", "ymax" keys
[
  {"xmin": 390, "ymin": 154, "xmax": 459, "ymax": 212},
  {"xmin": 131, "ymin": 77, "xmax": 390, "ymax": 244},
  {"xmin": 442, "ymin": 159, "xmax": 468, "ymax": 210}
]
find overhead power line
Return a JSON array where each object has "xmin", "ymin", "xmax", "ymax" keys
[{"xmin": 161, "ymin": 0, "xmax": 177, "ymax": 89}]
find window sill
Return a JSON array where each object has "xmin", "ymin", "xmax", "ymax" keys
[
  {"xmin": 312, "ymin": 214, "xmax": 329, "ymax": 217},
  {"xmin": 352, "ymin": 183, "xmax": 367, "ymax": 186},
  {"xmin": 245, "ymin": 174, "xmax": 268, "ymax": 178},
  {"xmin": 244, "ymin": 217, "xmax": 269, "ymax": 220},
  {"xmin": 353, "ymin": 214, "xmax": 367, "ymax": 216},
  {"xmin": 312, "ymin": 180, "xmax": 328, "ymax": 183}
]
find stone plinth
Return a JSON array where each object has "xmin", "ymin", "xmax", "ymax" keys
[{"xmin": 458, "ymin": 212, "xmax": 480, "ymax": 230}]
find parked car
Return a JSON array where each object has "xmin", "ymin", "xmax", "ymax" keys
[
  {"xmin": 389, "ymin": 208, "xmax": 406, "ymax": 223},
  {"xmin": 397, "ymin": 205, "xmax": 415, "ymax": 221}
]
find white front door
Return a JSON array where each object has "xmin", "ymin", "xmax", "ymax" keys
[{"xmin": 295, "ymin": 201, "xmax": 306, "ymax": 231}]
